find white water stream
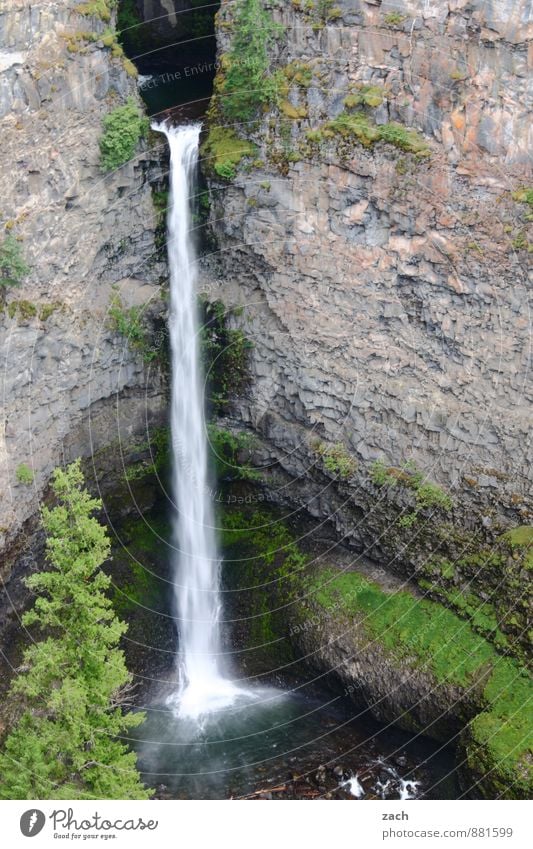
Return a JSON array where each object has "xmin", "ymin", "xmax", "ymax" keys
[{"xmin": 153, "ymin": 122, "xmax": 242, "ymax": 720}]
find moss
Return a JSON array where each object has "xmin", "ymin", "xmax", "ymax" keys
[
  {"xmin": 38, "ymin": 302, "xmax": 61, "ymax": 322},
  {"xmin": 503, "ymin": 525, "xmax": 532, "ymax": 569},
  {"xmin": 6, "ymin": 300, "xmax": 37, "ymax": 321},
  {"xmin": 344, "ymin": 84, "xmax": 385, "ymax": 109},
  {"xmin": 383, "ymin": 11, "xmax": 406, "ymax": 27},
  {"xmin": 107, "ymin": 290, "xmax": 158, "ymax": 363},
  {"xmin": 123, "ymin": 57, "xmax": 138, "ymax": 78},
  {"xmin": 201, "ymin": 127, "xmax": 256, "ymax": 181},
  {"xmin": 16, "ymin": 463, "xmax": 34, "ymax": 485},
  {"xmin": 371, "ymin": 458, "xmax": 452, "ymax": 515},
  {"xmin": 280, "ymin": 100, "xmax": 308, "ymax": 119},
  {"xmin": 307, "ymin": 565, "xmax": 532, "ymax": 793},
  {"xmin": 512, "ymin": 187, "xmax": 533, "ymax": 207},
  {"xmin": 75, "ymin": 1, "xmax": 115, "ymax": 22},
  {"xmin": 378, "ymin": 122, "xmax": 431, "ymax": 156}
]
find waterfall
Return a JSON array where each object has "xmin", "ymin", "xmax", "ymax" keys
[{"xmin": 153, "ymin": 122, "xmax": 240, "ymax": 720}]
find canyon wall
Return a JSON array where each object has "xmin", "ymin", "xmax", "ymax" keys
[
  {"xmin": 200, "ymin": 0, "xmax": 532, "ymax": 656},
  {"xmin": 0, "ymin": 0, "xmax": 166, "ymax": 572}
]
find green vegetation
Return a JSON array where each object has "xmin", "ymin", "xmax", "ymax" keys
[
  {"xmin": 383, "ymin": 11, "xmax": 406, "ymax": 27},
  {"xmin": 0, "ymin": 461, "xmax": 150, "ymax": 800},
  {"xmin": 201, "ymin": 126, "xmax": 256, "ymax": 180},
  {"xmin": 217, "ymin": 0, "xmax": 284, "ymax": 122},
  {"xmin": 207, "ymin": 425, "xmax": 259, "ymax": 482},
  {"xmin": 503, "ymin": 525, "xmax": 533, "ymax": 569},
  {"xmin": 6, "ymin": 299, "xmax": 37, "ymax": 321},
  {"xmin": 293, "ymin": 0, "xmax": 342, "ymax": 30},
  {"xmin": 512, "ymin": 187, "xmax": 533, "ymax": 222},
  {"xmin": 0, "ymin": 235, "xmax": 29, "ymax": 288},
  {"xmin": 371, "ymin": 459, "xmax": 452, "ymax": 523},
  {"xmin": 38, "ymin": 301, "xmax": 62, "ymax": 322},
  {"xmin": 311, "ymin": 111, "xmax": 431, "ymax": 156},
  {"xmin": 75, "ymin": 0, "xmax": 116, "ymax": 22},
  {"xmin": 107, "ymin": 291, "xmax": 158, "ymax": 364},
  {"xmin": 344, "ymin": 83, "xmax": 385, "ymax": 109},
  {"xmin": 99, "ymin": 97, "xmax": 148, "ymax": 172},
  {"xmin": 122, "ymin": 427, "xmax": 169, "ymax": 483},
  {"xmin": 116, "ymin": 0, "xmax": 143, "ymax": 50},
  {"xmin": 314, "ymin": 441, "xmax": 357, "ymax": 478},
  {"xmin": 222, "ymin": 508, "xmax": 308, "ymax": 581},
  {"xmin": 15, "ymin": 463, "xmax": 33, "ymax": 485},
  {"xmin": 308, "ymin": 566, "xmax": 532, "ymax": 794},
  {"xmin": 200, "ymin": 298, "xmax": 252, "ymax": 410}
]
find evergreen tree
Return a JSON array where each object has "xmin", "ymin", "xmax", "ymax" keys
[{"xmin": 0, "ymin": 461, "xmax": 151, "ymax": 799}]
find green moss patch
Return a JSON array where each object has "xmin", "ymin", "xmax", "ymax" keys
[
  {"xmin": 201, "ymin": 127, "xmax": 256, "ymax": 180},
  {"xmin": 321, "ymin": 112, "xmax": 431, "ymax": 156},
  {"xmin": 306, "ymin": 567, "xmax": 532, "ymax": 795}
]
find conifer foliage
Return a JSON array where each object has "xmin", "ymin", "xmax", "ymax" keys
[{"xmin": 0, "ymin": 461, "xmax": 150, "ymax": 799}]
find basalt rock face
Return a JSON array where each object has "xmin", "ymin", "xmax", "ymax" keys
[
  {"xmin": 201, "ymin": 1, "xmax": 532, "ymax": 649},
  {"xmin": 0, "ymin": 1, "xmax": 167, "ymax": 573}
]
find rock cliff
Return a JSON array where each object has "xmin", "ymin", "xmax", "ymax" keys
[
  {"xmin": 201, "ymin": 0, "xmax": 532, "ymax": 654},
  {"xmin": 0, "ymin": 0, "xmax": 166, "ymax": 571}
]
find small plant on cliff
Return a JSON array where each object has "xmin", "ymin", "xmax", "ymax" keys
[
  {"xmin": 99, "ymin": 97, "xmax": 148, "ymax": 172},
  {"xmin": 0, "ymin": 461, "xmax": 151, "ymax": 800},
  {"xmin": 207, "ymin": 425, "xmax": 260, "ymax": 482},
  {"xmin": 75, "ymin": 0, "xmax": 116, "ymax": 23},
  {"xmin": 218, "ymin": 0, "xmax": 284, "ymax": 121},
  {"xmin": 15, "ymin": 463, "xmax": 34, "ymax": 485},
  {"xmin": 371, "ymin": 459, "xmax": 452, "ymax": 524},
  {"xmin": 315, "ymin": 441, "xmax": 357, "ymax": 479},
  {"xmin": 201, "ymin": 127, "xmax": 256, "ymax": 180},
  {"xmin": 0, "ymin": 234, "xmax": 29, "ymax": 288},
  {"xmin": 200, "ymin": 298, "xmax": 252, "ymax": 411},
  {"xmin": 108, "ymin": 291, "xmax": 158, "ymax": 363}
]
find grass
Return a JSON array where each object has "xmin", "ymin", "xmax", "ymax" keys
[
  {"xmin": 307, "ymin": 566, "xmax": 532, "ymax": 791},
  {"xmin": 201, "ymin": 127, "xmax": 256, "ymax": 180}
]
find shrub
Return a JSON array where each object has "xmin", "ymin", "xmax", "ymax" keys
[
  {"xmin": 99, "ymin": 97, "xmax": 148, "ymax": 172},
  {"xmin": 0, "ymin": 235, "xmax": 29, "ymax": 288},
  {"xmin": 218, "ymin": 0, "xmax": 284, "ymax": 121},
  {"xmin": 316, "ymin": 442, "xmax": 357, "ymax": 479},
  {"xmin": 207, "ymin": 425, "xmax": 259, "ymax": 481},
  {"xmin": 16, "ymin": 463, "xmax": 33, "ymax": 485},
  {"xmin": 108, "ymin": 292, "xmax": 158, "ymax": 363}
]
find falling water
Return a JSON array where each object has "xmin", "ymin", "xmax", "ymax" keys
[{"xmin": 154, "ymin": 122, "xmax": 240, "ymax": 719}]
